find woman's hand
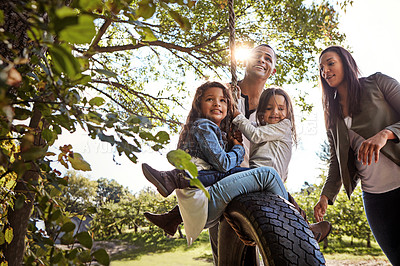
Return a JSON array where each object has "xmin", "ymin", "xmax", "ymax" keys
[
  {"xmin": 358, "ymin": 129, "xmax": 395, "ymax": 165},
  {"xmin": 314, "ymin": 195, "xmax": 329, "ymax": 222}
]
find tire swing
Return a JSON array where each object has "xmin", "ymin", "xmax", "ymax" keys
[{"xmin": 217, "ymin": 1, "xmax": 326, "ymax": 265}]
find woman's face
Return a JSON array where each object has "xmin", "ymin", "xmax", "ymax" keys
[
  {"xmin": 200, "ymin": 87, "xmax": 228, "ymax": 126},
  {"xmin": 319, "ymin": 51, "xmax": 346, "ymax": 89}
]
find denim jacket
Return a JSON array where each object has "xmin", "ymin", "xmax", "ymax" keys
[{"xmin": 178, "ymin": 118, "xmax": 245, "ymax": 172}]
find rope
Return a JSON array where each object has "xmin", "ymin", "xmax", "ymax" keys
[
  {"xmin": 228, "ymin": 0, "xmax": 239, "ymax": 103},
  {"xmin": 225, "ymin": 3, "xmax": 257, "ymax": 247},
  {"xmin": 223, "ymin": 213, "xmax": 257, "ymax": 246}
]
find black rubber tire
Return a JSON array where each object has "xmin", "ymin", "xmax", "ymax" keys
[{"xmin": 218, "ymin": 191, "xmax": 326, "ymax": 266}]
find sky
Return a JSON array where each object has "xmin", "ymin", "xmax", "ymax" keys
[{"xmin": 54, "ymin": 0, "xmax": 400, "ymax": 194}]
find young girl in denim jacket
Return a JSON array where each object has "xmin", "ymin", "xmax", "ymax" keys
[
  {"xmin": 142, "ymin": 81, "xmax": 288, "ymax": 243},
  {"xmin": 142, "ymin": 81, "xmax": 329, "ymax": 244}
]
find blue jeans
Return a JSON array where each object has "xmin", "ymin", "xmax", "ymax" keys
[
  {"xmin": 198, "ymin": 167, "xmax": 249, "ymax": 187},
  {"xmin": 363, "ymin": 187, "xmax": 400, "ymax": 265},
  {"xmin": 205, "ymin": 166, "xmax": 288, "ymax": 228}
]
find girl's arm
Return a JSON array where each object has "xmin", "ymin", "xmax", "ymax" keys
[
  {"xmin": 193, "ymin": 120, "xmax": 245, "ymax": 172},
  {"xmin": 233, "ymin": 114, "xmax": 291, "ymax": 144}
]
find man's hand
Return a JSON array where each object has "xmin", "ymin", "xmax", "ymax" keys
[
  {"xmin": 233, "ymin": 108, "xmax": 241, "ymax": 118},
  {"xmin": 233, "ymin": 130, "xmax": 243, "ymax": 143},
  {"xmin": 358, "ymin": 129, "xmax": 396, "ymax": 165},
  {"xmin": 314, "ymin": 195, "xmax": 329, "ymax": 222}
]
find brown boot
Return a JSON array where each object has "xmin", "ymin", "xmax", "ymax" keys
[
  {"xmin": 144, "ymin": 205, "xmax": 183, "ymax": 236},
  {"xmin": 310, "ymin": 221, "xmax": 332, "ymax": 243},
  {"xmin": 287, "ymin": 193, "xmax": 332, "ymax": 242},
  {"xmin": 142, "ymin": 163, "xmax": 190, "ymax": 197}
]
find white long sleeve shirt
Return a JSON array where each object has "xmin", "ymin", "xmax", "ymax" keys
[{"xmin": 233, "ymin": 114, "xmax": 292, "ymax": 182}]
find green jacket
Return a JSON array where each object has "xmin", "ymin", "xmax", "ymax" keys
[{"xmin": 321, "ymin": 72, "xmax": 400, "ymax": 204}]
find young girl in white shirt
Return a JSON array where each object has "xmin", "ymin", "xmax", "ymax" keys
[{"xmin": 143, "ymin": 86, "xmax": 331, "ymax": 243}]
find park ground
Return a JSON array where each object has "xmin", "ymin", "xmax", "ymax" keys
[{"xmin": 90, "ymin": 230, "xmax": 391, "ymax": 265}]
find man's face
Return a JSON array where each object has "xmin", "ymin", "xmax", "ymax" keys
[{"xmin": 245, "ymin": 46, "xmax": 276, "ymax": 80}]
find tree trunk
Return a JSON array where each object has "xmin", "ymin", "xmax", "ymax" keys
[
  {"xmin": 367, "ymin": 233, "xmax": 371, "ymax": 248},
  {"xmin": 1, "ymin": 2, "xmax": 49, "ymax": 264},
  {"xmin": 5, "ymin": 107, "xmax": 45, "ymax": 265}
]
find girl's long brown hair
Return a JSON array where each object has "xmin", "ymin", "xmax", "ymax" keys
[
  {"xmin": 177, "ymin": 81, "xmax": 234, "ymax": 149},
  {"xmin": 256, "ymin": 87, "xmax": 297, "ymax": 145},
  {"xmin": 319, "ymin": 46, "xmax": 362, "ymax": 129}
]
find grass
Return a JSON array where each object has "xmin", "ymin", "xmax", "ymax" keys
[
  {"xmin": 107, "ymin": 229, "xmax": 213, "ymax": 265},
  {"xmin": 320, "ymin": 236, "xmax": 389, "ymax": 263},
  {"xmin": 107, "ymin": 229, "xmax": 389, "ymax": 265}
]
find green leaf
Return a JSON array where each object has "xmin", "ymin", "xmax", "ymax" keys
[
  {"xmin": 49, "ymin": 209, "xmax": 62, "ymax": 222},
  {"xmin": 98, "ymin": 132, "xmax": 115, "ymax": 145},
  {"xmin": 42, "ymin": 129, "xmax": 57, "ymax": 145},
  {"xmin": 49, "ymin": 45, "xmax": 81, "ymax": 78},
  {"xmin": 66, "ymin": 248, "xmax": 79, "ymax": 259},
  {"xmin": 167, "ymin": 149, "xmax": 198, "ymax": 178},
  {"xmin": 75, "ymin": 231, "xmax": 92, "ymax": 249},
  {"xmin": 190, "ymin": 178, "xmax": 210, "ymax": 199},
  {"xmin": 68, "ymin": 152, "xmax": 92, "ymax": 171},
  {"xmin": 5, "ymin": 227, "xmax": 13, "ymax": 244},
  {"xmin": 56, "ymin": 6, "xmax": 77, "ymax": 19},
  {"xmin": 139, "ymin": 131, "xmax": 154, "ymax": 141},
  {"xmin": 10, "ymin": 160, "xmax": 31, "ymax": 177},
  {"xmin": 168, "ymin": 10, "xmax": 191, "ymax": 31},
  {"xmin": 20, "ymin": 146, "xmax": 49, "ymax": 161},
  {"xmin": 92, "ymin": 248, "xmax": 110, "ymax": 266},
  {"xmin": 137, "ymin": 26, "xmax": 157, "ymax": 42},
  {"xmin": 89, "ymin": 97, "xmax": 106, "ymax": 107},
  {"xmin": 50, "ymin": 252, "xmax": 63, "ymax": 264},
  {"xmin": 94, "ymin": 69, "xmax": 117, "ymax": 78},
  {"xmin": 151, "ymin": 144, "xmax": 163, "ymax": 151},
  {"xmin": 61, "ymin": 232, "xmax": 75, "ymax": 245},
  {"xmin": 77, "ymin": 249, "xmax": 91, "ymax": 263},
  {"xmin": 86, "ymin": 206, "xmax": 97, "ymax": 214},
  {"xmin": 60, "ymin": 221, "xmax": 76, "ymax": 233},
  {"xmin": 79, "ymin": 0, "xmax": 103, "ymax": 12},
  {"xmin": 154, "ymin": 131, "xmax": 170, "ymax": 144},
  {"xmin": 0, "ymin": 10, "xmax": 4, "ymax": 26},
  {"xmin": 14, "ymin": 107, "xmax": 32, "ymax": 120},
  {"xmin": 59, "ymin": 14, "xmax": 96, "ymax": 44},
  {"xmin": 137, "ymin": 1, "xmax": 156, "ymax": 19}
]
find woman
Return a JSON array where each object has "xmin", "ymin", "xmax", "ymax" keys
[{"xmin": 314, "ymin": 46, "xmax": 400, "ymax": 264}]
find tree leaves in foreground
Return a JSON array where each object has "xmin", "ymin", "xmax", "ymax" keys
[{"xmin": 0, "ymin": 0, "xmax": 350, "ymax": 264}]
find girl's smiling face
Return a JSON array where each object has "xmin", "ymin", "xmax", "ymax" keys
[
  {"xmin": 200, "ymin": 86, "xmax": 228, "ymax": 126},
  {"xmin": 260, "ymin": 95, "xmax": 287, "ymax": 125}
]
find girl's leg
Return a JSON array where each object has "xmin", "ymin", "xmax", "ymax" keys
[
  {"xmin": 198, "ymin": 167, "xmax": 250, "ymax": 187},
  {"xmin": 205, "ymin": 166, "xmax": 288, "ymax": 227},
  {"xmin": 363, "ymin": 187, "xmax": 400, "ymax": 265}
]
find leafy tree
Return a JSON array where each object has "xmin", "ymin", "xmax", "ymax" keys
[
  {"xmin": 0, "ymin": 0, "xmax": 350, "ymax": 263},
  {"xmin": 60, "ymin": 171, "xmax": 98, "ymax": 214},
  {"xmin": 95, "ymin": 177, "xmax": 129, "ymax": 205}
]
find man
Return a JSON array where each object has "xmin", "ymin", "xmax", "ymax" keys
[
  {"xmin": 236, "ymin": 44, "xmax": 277, "ymax": 166},
  {"xmin": 208, "ymin": 44, "xmax": 278, "ymax": 263}
]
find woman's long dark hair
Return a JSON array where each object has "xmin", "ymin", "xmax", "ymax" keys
[
  {"xmin": 256, "ymin": 87, "xmax": 297, "ymax": 145},
  {"xmin": 320, "ymin": 46, "xmax": 362, "ymax": 129},
  {"xmin": 177, "ymin": 81, "xmax": 234, "ymax": 149}
]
